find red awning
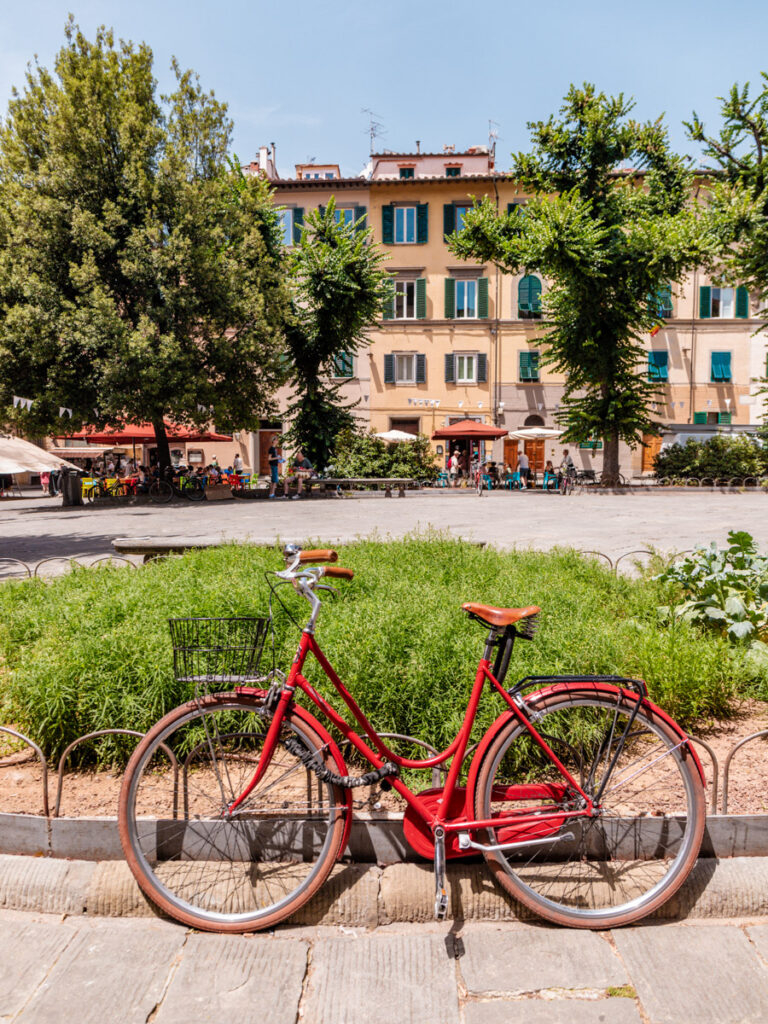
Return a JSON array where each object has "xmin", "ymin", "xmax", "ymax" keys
[
  {"xmin": 431, "ymin": 419, "xmax": 508, "ymax": 441},
  {"xmin": 58, "ymin": 422, "xmax": 233, "ymax": 445}
]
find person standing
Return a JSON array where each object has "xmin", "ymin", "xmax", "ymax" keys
[
  {"xmin": 449, "ymin": 450, "xmax": 460, "ymax": 487},
  {"xmin": 267, "ymin": 435, "xmax": 283, "ymax": 498},
  {"xmin": 233, "ymin": 452, "xmax": 244, "ymax": 473},
  {"xmin": 516, "ymin": 450, "xmax": 530, "ymax": 488}
]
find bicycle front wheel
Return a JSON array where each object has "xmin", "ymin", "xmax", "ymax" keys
[
  {"xmin": 473, "ymin": 687, "xmax": 705, "ymax": 928},
  {"xmin": 119, "ymin": 693, "xmax": 347, "ymax": 932}
]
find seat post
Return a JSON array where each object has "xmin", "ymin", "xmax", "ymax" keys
[{"xmin": 483, "ymin": 628, "xmax": 499, "ymax": 662}]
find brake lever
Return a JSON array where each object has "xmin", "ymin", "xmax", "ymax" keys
[{"xmin": 315, "ymin": 584, "xmax": 338, "ymax": 598}]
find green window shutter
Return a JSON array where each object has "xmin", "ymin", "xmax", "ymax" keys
[
  {"xmin": 383, "ymin": 354, "xmax": 395, "ymax": 384},
  {"xmin": 382, "ymin": 282, "xmax": 394, "ymax": 320},
  {"xmin": 416, "ymin": 203, "xmax": 429, "ymax": 243},
  {"xmin": 477, "ymin": 353, "xmax": 488, "ymax": 383},
  {"xmin": 444, "ymin": 353, "xmax": 455, "ymax": 383},
  {"xmin": 415, "ymin": 354, "xmax": 426, "ymax": 384},
  {"xmin": 443, "ymin": 204, "xmax": 456, "ymax": 238},
  {"xmin": 693, "ymin": 411, "xmax": 707, "ymax": 424},
  {"xmin": 711, "ymin": 351, "xmax": 731, "ymax": 381},
  {"xmin": 736, "ymin": 285, "xmax": 749, "ymax": 318},
  {"xmin": 292, "ymin": 208, "xmax": 304, "ymax": 244},
  {"xmin": 658, "ymin": 284, "xmax": 673, "ymax": 317},
  {"xmin": 529, "ymin": 275, "xmax": 542, "ymax": 313},
  {"xmin": 648, "ymin": 351, "xmax": 669, "ymax": 381},
  {"xmin": 382, "ymin": 205, "xmax": 394, "ymax": 244},
  {"xmin": 699, "ymin": 285, "xmax": 711, "ymax": 319},
  {"xmin": 478, "ymin": 277, "xmax": 489, "ymax": 319},
  {"xmin": 354, "ymin": 206, "xmax": 367, "ymax": 232},
  {"xmin": 518, "ymin": 275, "xmax": 531, "ymax": 314},
  {"xmin": 718, "ymin": 412, "xmax": 732, "ymax": 424},
  {"xmin": 333, "ymin": 352, "xmax": 354, "ymax": 378},
  {"xmin": 444, "ymin": 278, "xmax": 455, "ymax": 319},
  {"xmin": 415, "ymin": 278, "xmax": 427, "ymax": 319},
  {"xmin": 531, "ymin": 350, "xmax": 540, "ymax": 380},
  {"xmin": 520, "ymin": 351, "xmax": 537, "ymax": 381}
]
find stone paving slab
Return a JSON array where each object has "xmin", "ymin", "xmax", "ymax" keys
[
  {"xmin": 460, "ymin": 924, "xmax": 627, "ymax": 994},
  {"xmin": 154, "ymin": 933, "xmax": 308, "ymax": 1024},
  {"xmin": 613, "ymin": 924, "xmax": 768, "ymax": 1024},
  {"xmin": 0, "ymin": 917, "xmax": 78, "ymax": 1018},
  {"xmin": 747, "ymin": 924, "xmax": 768, "ymax": 963},
  {"xmin": 464, "ymin": 999, "xmax": 643, "ymax": 1024},
  {"xmin": 15, "ymin": 917, "xmax": 187, "ymax": 1024},
  {"xmin": 300, "ymin": 933, "xmax": 460, "ymax": 1024}
]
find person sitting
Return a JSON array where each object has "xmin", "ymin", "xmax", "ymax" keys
[
  {"xmin": 285, "ymin": 449, "xmax": 314, "ymax": 499},
  {"xmin": 543, "ymin": 460, "xmax": 556, "ymax": 491}
]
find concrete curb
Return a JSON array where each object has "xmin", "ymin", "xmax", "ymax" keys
[{"xmin": 1, "ymin": 854, "xmax": 768, "ymax": 925}]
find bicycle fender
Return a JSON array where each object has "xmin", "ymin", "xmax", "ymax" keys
[
  {"xmin": 236, "ymin": 689, "xmax": 353, "ymax": 857},
  {"xmin": 464, "ymin": 682, "xmax": 705, "ymax": 820},
  {"xmin": 523, "ymin": 681, "xmax": 705, "ymax": 784}
]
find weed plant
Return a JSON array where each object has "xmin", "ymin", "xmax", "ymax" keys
[{"xmin": 0, "ymin": 538, "xmax": 760, "ymax": 766}]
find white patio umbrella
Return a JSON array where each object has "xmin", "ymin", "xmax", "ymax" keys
[
  {"xmin": 374, "ymin": 429, "xmax": 418, "ymax": 443},
  {"xmin": 507, "ymin": 427, "xmax": 563, "ymax": 441},
  {"xmin": 0, "ymin": 435, "xmax": 78, "ymax": 474}
]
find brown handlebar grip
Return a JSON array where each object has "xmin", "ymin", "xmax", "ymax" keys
[
  {"xmin": 324, "ymin": 566, "xmax": 354, "ymax": 580},
  {"xmin": 299, "ymin": 549, "xmax": 338, "ymax": 564}
]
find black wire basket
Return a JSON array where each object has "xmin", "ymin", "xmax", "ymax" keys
[{"xmin": 169, "ymin": 617, "xmax": 270, "ymax": 685}]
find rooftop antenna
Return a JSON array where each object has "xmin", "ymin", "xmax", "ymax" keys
[
  {"xmin": 362, "ymin": 108, "xmax": 386, "ymax": 153},
  {"xmin": 488, "ymin": 119, "xmax": 500, "ymax": 159}
]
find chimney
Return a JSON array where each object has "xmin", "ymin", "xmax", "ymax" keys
[
  {"xmin": 258, "ymin": 146, "xmax": 269, "ymax": 172},
  {"xmin": 416, "ymin": 140, "xmax": 421, "ymax": 154}
]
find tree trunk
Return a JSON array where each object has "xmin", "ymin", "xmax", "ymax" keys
[
  {"xmin": 152, "ymin": 418, "xmax": 171, "ymax": 472},
  {"xmin": 602, "ymin": 432, "xmax": 621, "ymax": 486}
]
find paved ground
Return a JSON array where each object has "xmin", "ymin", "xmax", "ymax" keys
[
  {"xmin": 2, "ymin": 488, "xmax": 768, "ymax": 568},
  {"xmin": 2, "ymin": 911, "xmax": 767, "ymax": 1023}
]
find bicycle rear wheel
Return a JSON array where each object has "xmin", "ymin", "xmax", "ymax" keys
[
  {"xmin": 473, "ymin": 687, "xmax": 705, "ymax": 928},
  {"xmin": 119, "ymin": 693, "xmax": 347, "ymax": 932},
  {"xmin": 149, "ymin": 480, "xmax": 174, "ymax": 503}
]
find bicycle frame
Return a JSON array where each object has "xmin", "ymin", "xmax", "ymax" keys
[{"xmin": 230, "ymin": 629, "xmax": 597, "ymax": 839}]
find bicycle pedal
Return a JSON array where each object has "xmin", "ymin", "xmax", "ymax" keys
[{"xmin": 434, "ymin": 888, "xmax": 448, "ymax": 921}]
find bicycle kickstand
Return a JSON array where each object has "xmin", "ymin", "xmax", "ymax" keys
[{"xmin": 433, "ymin": 826, "xmax": 448, "ymax": 921}]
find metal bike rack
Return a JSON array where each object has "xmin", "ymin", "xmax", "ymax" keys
[
  {"xmin": 721, "ymin": 729, "xmax": 768, "ymax": 814},
  {"xmin": 0, "ymin": 726, "xmax": 50, "ymax": 817}
]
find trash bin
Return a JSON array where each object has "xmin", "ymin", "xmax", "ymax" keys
[{"xmin": 60, "ymin": 468, "xmax": 84, "ymax": 507}]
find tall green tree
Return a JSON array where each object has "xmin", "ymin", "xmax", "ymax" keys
[
  {"xmin": 686, "ymin": 77, "xmax": 768, "ymax": 342},
  {"xmin": 284, "ymin": 198, "xmax": 390, "ymax": 469},
  {"xmin": 0, "ymin": 19, "xmax": 289, "ymax": 468},
  {"xmin": 451, "ymin": 84, "xmax": 703, "ymax": 483}
]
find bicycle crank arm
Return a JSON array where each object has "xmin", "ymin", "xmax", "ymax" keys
[{"xmin": 457, "ymin": 831, "xmax": 575, "ymax": 853}]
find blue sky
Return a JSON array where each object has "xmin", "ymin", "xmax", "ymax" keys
[{"xmin": 2, "ymin": 0, "xmax": 767, "ymax": 177}]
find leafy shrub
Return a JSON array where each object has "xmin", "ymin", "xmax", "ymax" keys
[
  {"xmin": 328, "ymin": 427, "xmax": 439, "ymax": 480},
  {"xmin": 0, "ymin": 538, "xmax": 760, "ymax": 765},
  {"xmin": 656, "ymin": 530, "xmax": 768, "ymax": 642},
  {"xmin": 653, "ymin": 435, "xmax": 766, "ymax": 480}
]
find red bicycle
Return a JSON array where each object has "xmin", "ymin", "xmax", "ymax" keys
[{"xmin": 119, "ymin": 545, "xmax": 706, "ymax": 932}]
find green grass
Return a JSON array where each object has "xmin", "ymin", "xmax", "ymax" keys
[{"xmin": 0, "ymin": 536, "xmax": 762, "ymax": 765}]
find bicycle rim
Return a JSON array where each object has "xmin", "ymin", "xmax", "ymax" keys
[
  {"xmin": 474, "ymin": 690, "xmax": 704, "ymax": 927},
  {"xmin": 119, "ymin": 694, "xmax": 346, "ymax": 932}
]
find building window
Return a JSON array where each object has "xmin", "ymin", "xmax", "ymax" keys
[
  {"xmin": 518, "ymin": 275, "xmax": 542, "ymax": 318},
  {"xmin": 710, "ymin": 351, "xmax": 732, "ymax": 382},
  {"xmin": 278, "ymin": 208, "xmax": 303, "ymax": 246},
  {"xmin": 335, "ymin": 208, "xmax": 355, "ymax": 228},
  {"xmin": 395, "ymin": 206, "xmax": 416, "ymax": 243},
  {"xmin": 650, "ymin": 284, "xmax": 673, "ymax": 319},
  {"xmin": 394, "ymin": 280, "xmax": 416, "ymax": 319},
  {"xmin": 455, "ymin": 354, "xmax": 477, "ymax": 384},
  {"xmin": 445, "ymin": 166, "xmax": 461, "ymax": 177},
  {"xmin": 455, "ymin": 280, "xmax": 477, "ymax": 318},
  {"xmin": 443, "ymin": 203, "xmax": 472, "ymax": 236},
  {"xmin": 333, "ymin": 353, "xmax": 354, "ymax": 378},
  {"xmin": 383, "ymin": 353, "xmax": 426, "ymax": 384},
  {"xmin": 444, "ymin": 352, "xmax": 487, "ymax": 383},
  {"xmin": 700, "ymin": 285, "xmax": 749, "ymax": 318},
  {"xmin": 694, "ymin": 411, "xmax": 732, "ymax": 425},
  {"xmin": 399, "ymin": 167, "xmax": 415, "ymax": 180},
  {"xmin": 519, "ymin": 351, "xmax": 540, "ymax": 382},
  {"xmin": 454, "ymin": 205, "xmax": 471, "ymax": 233},
  {"xmin": 648, "ymin": 350, "xmax": 669, "ymax": 381}
]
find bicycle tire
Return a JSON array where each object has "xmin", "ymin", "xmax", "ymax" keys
[
  {"xmin": 473, "ymin": 687, "xmax": 705, "ymax": 929},
  {"xmin": 149, "ymin": 480, "xmax": 174, "ymax": 503},
  {"xmin": 185, "ymin": 482, "xmax": 206, "ymax": 502},
  {"xmin": 119, "ymin": 692, "xmax": 347, "ymax": 933}
]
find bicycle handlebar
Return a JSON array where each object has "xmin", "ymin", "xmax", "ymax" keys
[
  {"xmin": 324, "ymin": 566, "xmax": 354, "ymax": 580},
  {"xmin": 299, "ymin": 549, "xmax": 338, "ymax": 564}
]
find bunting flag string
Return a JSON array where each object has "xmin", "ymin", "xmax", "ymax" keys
[
  {"xmin": 12, "ymin": 395, "xmax": 33, "ymax": 411},
  {"xmin": 59, "ymin": 407, "xmax": 73, "ymax": 419}
]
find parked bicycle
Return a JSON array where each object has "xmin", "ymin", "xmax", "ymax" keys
[
  {"xmin": 118, "ymin": 545, "xmax": 705, "ymax": 933},
  {"xmin": 85, "ymin": 477, "xmax": 132, "ymax": 502},
  {"xmin": 149, "ymin": 472, "xmax": 206, "ymax": 503}
]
